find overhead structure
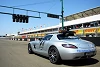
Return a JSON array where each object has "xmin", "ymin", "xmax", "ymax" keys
[
  {"xmin": 64, "ymin": 7, "xmax": 100, "ymax": 21},
  {"xmin": 0, "ymin": 5, "xmax": 61, "ymax": 23}
]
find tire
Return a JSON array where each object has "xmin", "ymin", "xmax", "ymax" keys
[
  {"xmin": 48, "ymin": 46, "xmax": 61, "ymax": 64},
  {"xmin": 28, "ymin": 44, "xmax": 33, "ymax": 54}
]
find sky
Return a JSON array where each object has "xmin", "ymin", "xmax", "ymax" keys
[{"xmin": 0, "ymin": 0, "xmax": 100, "ymax": 35}]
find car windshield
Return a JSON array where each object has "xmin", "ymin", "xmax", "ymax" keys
[{"xmin": 57, "ymin": 34, "xmax": 79, "ymax": 40}]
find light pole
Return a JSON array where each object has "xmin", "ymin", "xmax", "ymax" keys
[{"xmin": 60, "ymin": 0, "xmax": 64, "ymax": 30}]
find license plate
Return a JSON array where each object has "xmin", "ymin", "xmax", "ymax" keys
[{"xmin": 85, "ymin": 52, "xmax": 94, "ymax": 56}]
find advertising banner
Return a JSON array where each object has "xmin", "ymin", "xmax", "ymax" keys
[
  {"xmin": 38, "ymin": 34, "xmax": 42, "ymax": 37},
  {"xmin": 84, "ymin": 28, "xmax": 96, "ymax": 34},
  {"xmin": 74, "ymin": 30, "xmax": 83, "ymax": 34},
  {"xmin": 97, "ymin": 28, "xmax": 100, "ymax": 33}
]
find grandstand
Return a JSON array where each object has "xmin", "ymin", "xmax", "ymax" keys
[{"xmin": 18, "ymin": 6, "xmax": 100, "ymax": 39}]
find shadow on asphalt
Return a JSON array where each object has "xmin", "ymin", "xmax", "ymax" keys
[
  {"xmin": 60, "ymin": 58, "xmax": 99, "ymax": 66},
  {"xmin": 32, "ymin": 53, "xmax": 99, "ymax": 66}
]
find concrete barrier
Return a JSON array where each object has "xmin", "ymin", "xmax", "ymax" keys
[
  {"xmin": 20, "ymin": 38, "xmax": 22, "ymax": 41},
  {"xmin": 30, "ymin": 38, "xmax": 35, "ymax": 41},
  {"xmin": 27, "ymin": 39, "xmax": 30, "ymax": 41},
  {"xmin": 18, "ymin": 39, "xmax": 20, "ymax": 41},
  {"xmin": 22, "ymin": 39, "xmax": 24, "ymax": 41},
  {"xmin": 24, "ymin": 38, "xmax": 27, "ymax": 41}
]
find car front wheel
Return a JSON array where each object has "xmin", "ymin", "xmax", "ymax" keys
[
  {"xmin": 28, "ymin": 44, "xmax": 33, "ymax": 54},
  {"xmin": 48, "ymin": 46, "xmax": 61, "ymax": 64}
]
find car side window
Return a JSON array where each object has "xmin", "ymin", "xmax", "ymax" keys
[{"xmin": 42, "ymin": 35, "xmax": 53, "ymax": 40}]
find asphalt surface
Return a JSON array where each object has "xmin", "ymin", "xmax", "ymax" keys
[{"xmin": 0, "ymin": 39, "xmax": 100, "ymax": 67}]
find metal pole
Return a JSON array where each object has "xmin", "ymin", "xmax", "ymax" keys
[{"xmin": 61, "ymin": 0, "xmax": 64, "ymax": 30}]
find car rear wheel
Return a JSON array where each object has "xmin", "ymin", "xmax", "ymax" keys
[
  {"xmin": 48, "ymin": 46, "xmax": 61, "ymax": 64},
  {"xmin": 28, "ymin": 44, "xmax": 33, "ymax": 54}
]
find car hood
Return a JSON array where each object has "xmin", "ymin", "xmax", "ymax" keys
[{"xmin": 60, "ymin": 39, "xmax": 95, "ymax": 48}]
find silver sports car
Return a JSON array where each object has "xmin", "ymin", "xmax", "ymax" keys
[{"xmin": 28, "ymin": 30, "xmax": 96, "ymax": 64}]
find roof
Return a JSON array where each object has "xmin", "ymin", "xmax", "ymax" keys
[
  {"xmin": 59, "ymin": 14, "xmax": 100, "ymax": 27},
  {"xmin": 64, "ymin": 6, "xmax": 100, "ymax": 21}
]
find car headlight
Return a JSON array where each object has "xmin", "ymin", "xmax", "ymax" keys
[{"xmin": 62, "ymin": 44, "xmax": 78, "ymax": 49}]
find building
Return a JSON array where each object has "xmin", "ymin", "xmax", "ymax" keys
[{"xmin": 17, "ymin": 6, "xmax": 100, "ymax": 40}]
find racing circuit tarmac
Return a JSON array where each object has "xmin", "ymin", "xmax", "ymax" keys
[{"xmin": 0, "ymin": 39, "xmax": 100, "ymax": 67}]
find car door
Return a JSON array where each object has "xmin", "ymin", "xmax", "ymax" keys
[
  {"xmin": 38, "ymin": 35, "xmax": 53, "ymax": 56},
  {"xmin": 31, "ymin": 40, "xmax": 40, "ymax": 52}
]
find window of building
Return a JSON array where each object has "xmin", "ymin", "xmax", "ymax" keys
[
  {"xmin": 95, "ymin": 21, "xmax": 98, "ymax": 26},
  {"xmin": 98, "ymin": 21, "xmax": 100, "ymax": 26},
  {"xmin": 70, "ymin": 25, "xmax": 74, "ymax": 29},
  {"xmin": 74, "ymin": 24, "xmax": 82, "ymax": 29},
  {"xmin": 90, "ymin": 22, "xmax": 95, "ymax": 27},
  {"xmin": 53, "ymin": 28, "xmax": 58, "ymax": 31},
  {"xmin": 83, "ymin": 23, "xmax": 90, "ymax": 28}
]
